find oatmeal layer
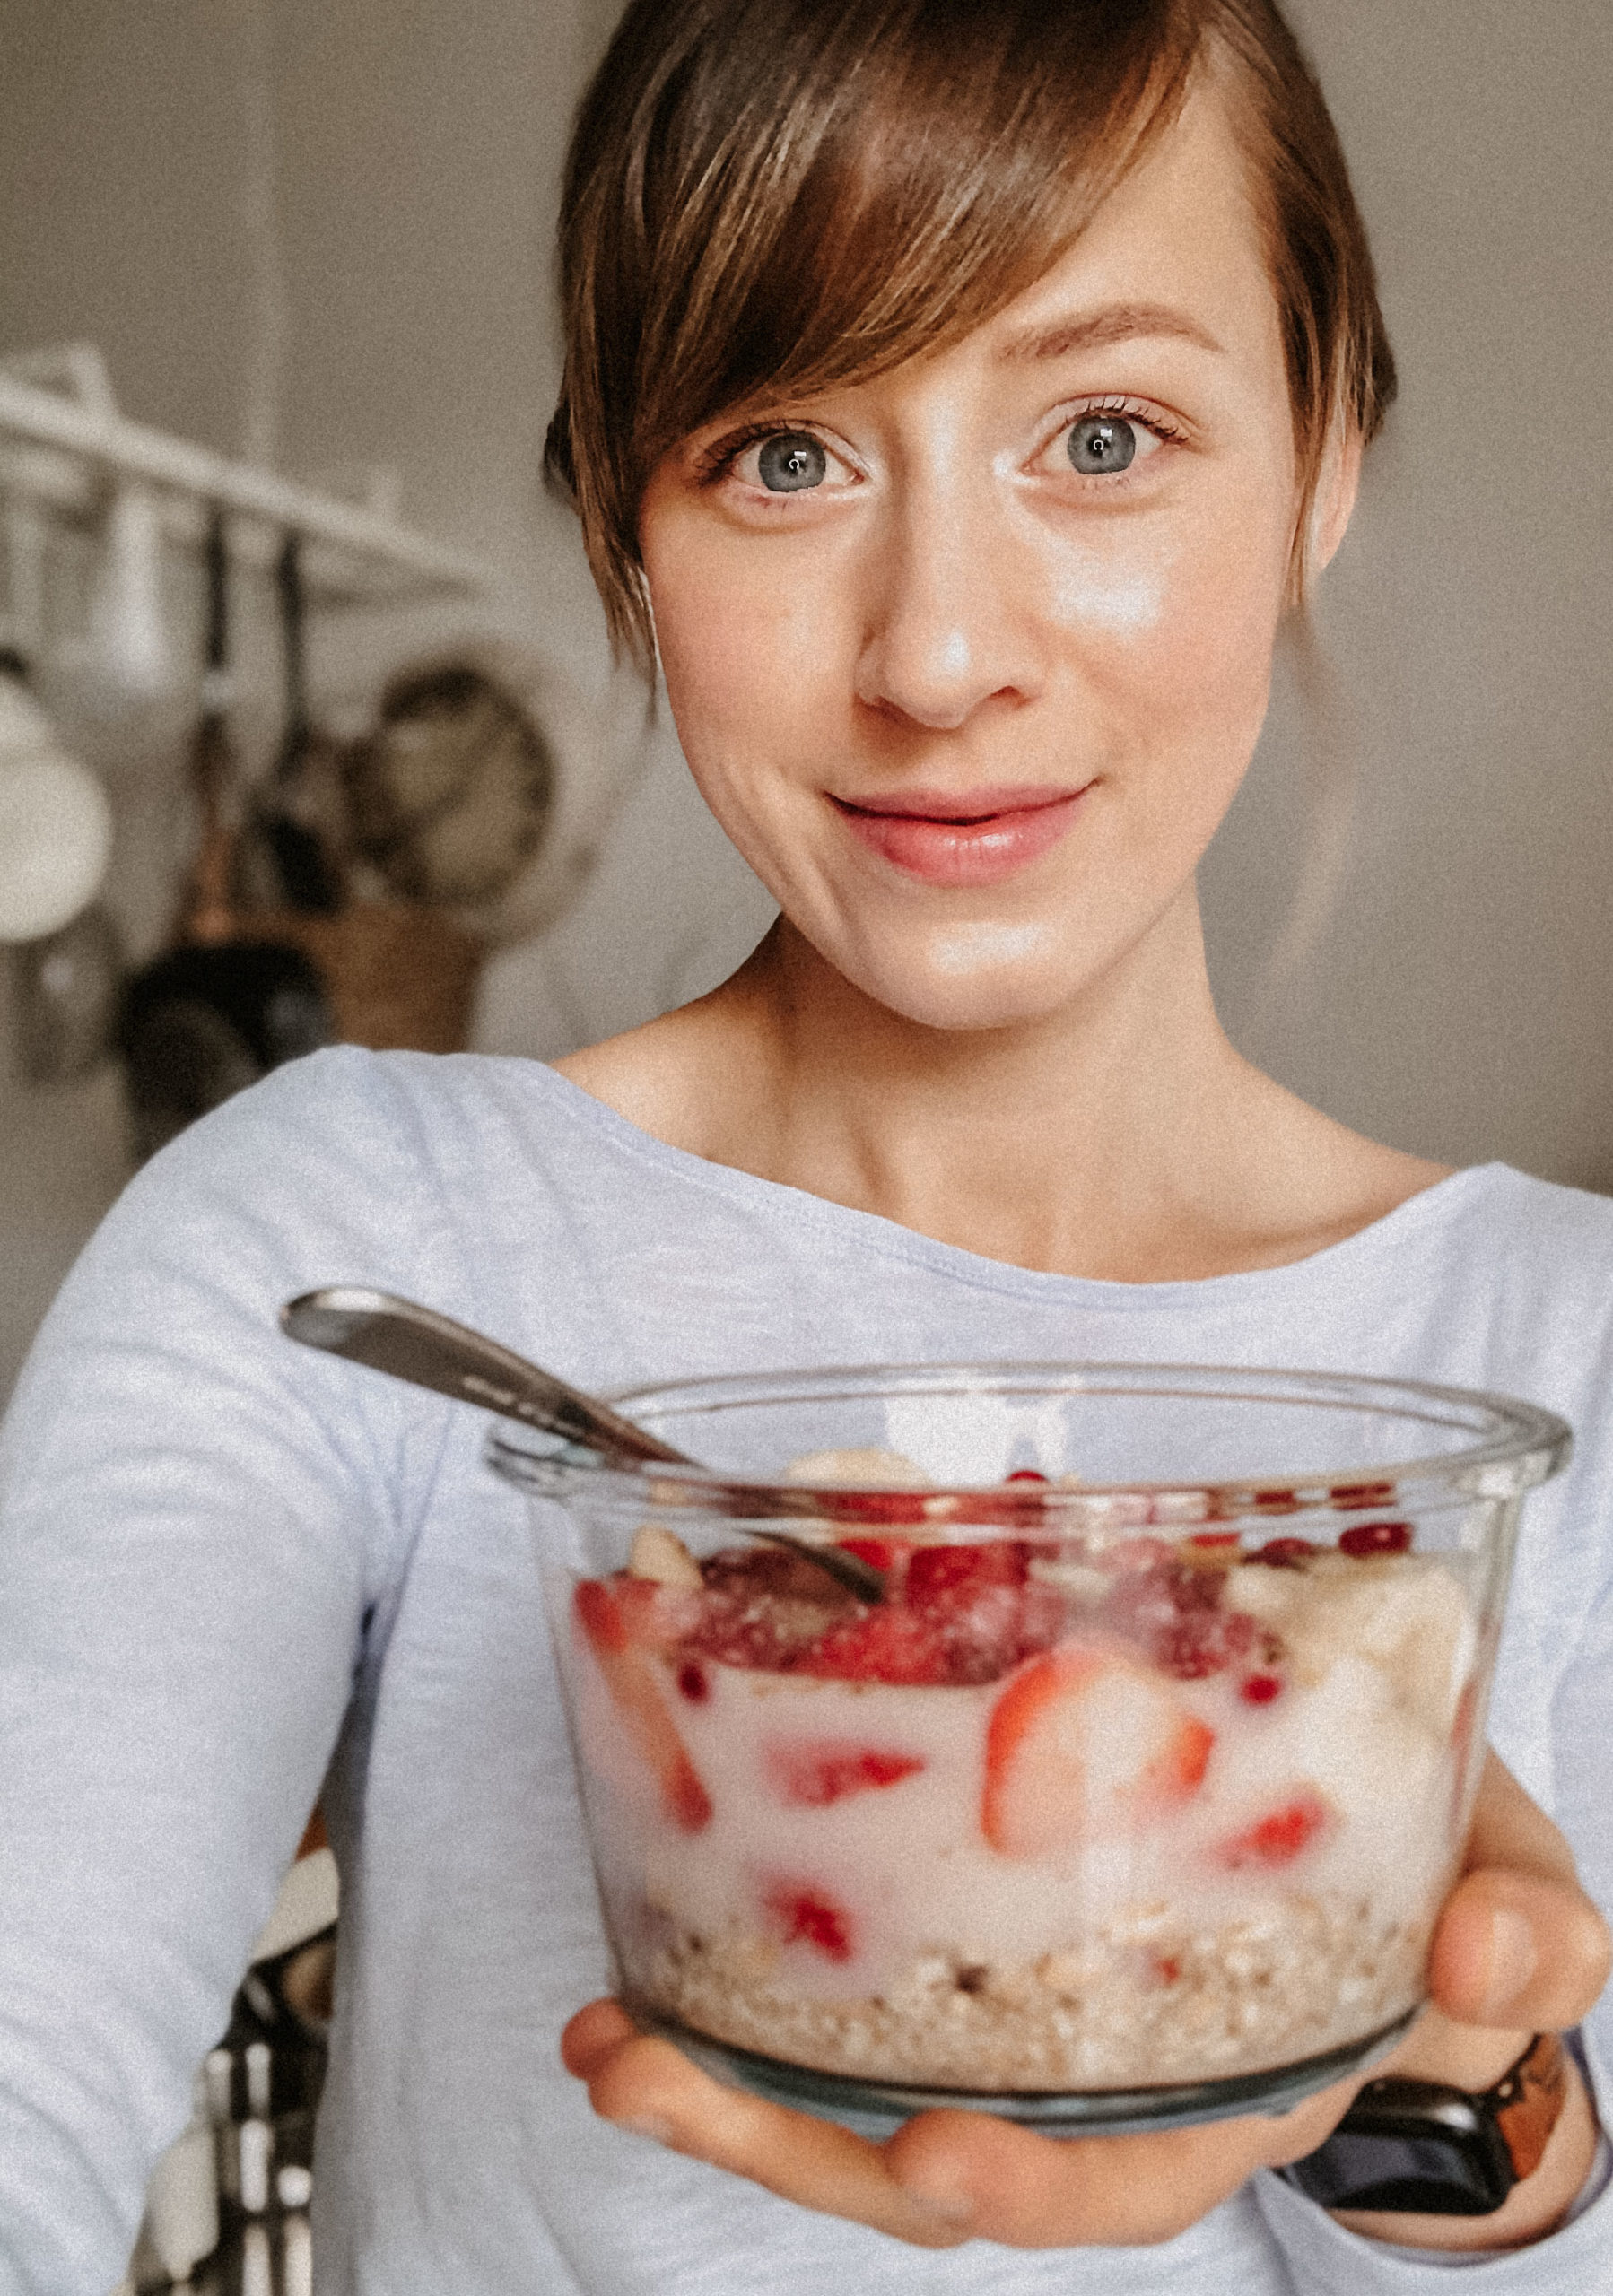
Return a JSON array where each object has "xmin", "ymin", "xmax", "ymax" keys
[{"xmin": 632, "ymin": 1893, "xmax": 1429, "ymax": 2089}]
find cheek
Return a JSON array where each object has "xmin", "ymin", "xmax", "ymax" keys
[
  {"xmin": 1042, "ymin": 492, "xmax": 1288, "ymax": 771},
  {"xmin": 643, "ymin": 512, "xmax": 844, "ymax": 763}
]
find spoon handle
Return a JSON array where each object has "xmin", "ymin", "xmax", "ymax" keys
[{"xmin": 280, "ymin": 1287, "xmax": 691, "ymax": 1468}]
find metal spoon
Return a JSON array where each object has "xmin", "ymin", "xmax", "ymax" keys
[{"xmin": 280, "ymin": 1287, "xmax": 885, "ymax": 1603}]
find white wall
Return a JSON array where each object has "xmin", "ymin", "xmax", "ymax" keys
[{"xmin": 1, "ymin": 0, "xmax": 1609, "ymax": 1393}]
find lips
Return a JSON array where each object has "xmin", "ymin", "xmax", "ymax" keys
[{"xmin": 831, "ymin": 784, "xmax": 1091, "ymax": 887}]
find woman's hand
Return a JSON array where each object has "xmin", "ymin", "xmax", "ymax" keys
[{"xmin": 562, "ymin": 1752, "xmax": 1610, "ymax": 2250}]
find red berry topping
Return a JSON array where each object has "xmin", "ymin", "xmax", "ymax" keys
[
  {"xmin": 795, "ymin": 1606, "xmax": 953, "ymax": 1684},
  {"xmin": 761, "ymin": 1880, "xmax": 855, "ymax": 1962},
  {"xmin": 1214, "ymin": 1790, "xmax": 1330, "ymax": 1870},
  {"xmin": 1252, "ymin": 1537, "xmax": 1317, "ymax": 1569},
  {"xmin": 906, "ymin": 1540, "xmax": 1029, "ymax": 1604},
  {"xmin": 763, "ymin": 1739, "xmax": 926, "ymax": 1807},
  {"xmin": 1099, "ymin": 1558, "xmax": 1259, "ymax": 1680},
  {"xmin": 676, "ymin": 1660, "xmax": 709, "ymax": 1704},
  {"xmin": 1239, "ymin": 1674, "xmax": 1284, "ymax": 1705},
  {"xmin": 1338, "ymin": 1520, "xmax": 1413, "ymax": 1558},
  {"xmin": 1188, "ymin": 1532, "xmax": 1242, "ymax": 1551},
  {"xmin": 1005, "ymin": 1468, "xmax": 1049, "ymax": 1483}
]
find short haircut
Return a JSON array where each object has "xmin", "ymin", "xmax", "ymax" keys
[{"xmin": 545, "ymin": 0, "xmax": 1396, "ymax": 669}]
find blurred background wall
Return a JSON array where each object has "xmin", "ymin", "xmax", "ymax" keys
[{"xmin": 0, "ymin": 0, "xmax": 1609, "ymax": 1396}]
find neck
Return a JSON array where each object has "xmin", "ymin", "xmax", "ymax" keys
[{"xmin": 686, "ymin": 890, "xmax": 1286, "ymax": 1278}]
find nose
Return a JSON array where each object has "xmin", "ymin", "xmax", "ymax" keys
[{"xmin": 853, "ymin": 466, "xmax": 1042, "ymax": 732}]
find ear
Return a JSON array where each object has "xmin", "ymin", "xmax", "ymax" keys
[{"xmin": 1308, "ymin": 421, "xmax": 1364, "ymax": 573}]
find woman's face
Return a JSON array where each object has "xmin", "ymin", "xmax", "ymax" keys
[{"xmin": 639, "ymin": 84, "xmax": 1346, "ymax": 1031}]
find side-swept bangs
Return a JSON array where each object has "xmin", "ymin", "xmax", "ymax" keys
[{"xmin": 547, "ymin": 0, "xmax": 1394, "ymax": 669}]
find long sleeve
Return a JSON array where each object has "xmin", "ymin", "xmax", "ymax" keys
[{"xmin": 0, "ymin": 1050, "xmax": 450, "ymax": 2294}]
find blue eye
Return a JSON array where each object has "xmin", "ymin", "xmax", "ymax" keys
[
  {"xmin": 756, "ymin": 432, "xmax": 827, "ymax": 492},
  {"xmin": 1067, "ymin": 415, "xmax": 1138, "ymax": 475}
]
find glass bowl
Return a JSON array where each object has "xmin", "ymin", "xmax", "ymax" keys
[{"xmin": 488, "ymin": 1363, "xmax": 1567, "ymax": 2137}]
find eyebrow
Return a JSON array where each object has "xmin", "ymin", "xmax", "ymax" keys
[{"xmin": 996, "ymin": 301, "xmax": 1225, "ymax": 365}]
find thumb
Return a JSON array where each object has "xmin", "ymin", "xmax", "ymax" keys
[{"xmin": 1428, "ymin": 1752, "xmax": 1611, "ymax": 2030}]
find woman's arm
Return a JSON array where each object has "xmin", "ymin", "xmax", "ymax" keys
[{"xmin": 0, "ymin": 1050, "xmax": 440, "ymax": 2295}]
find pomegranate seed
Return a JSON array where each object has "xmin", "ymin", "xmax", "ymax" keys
[
  {"xmin": 1005, "ymin": 1468, "xmax": 1049, "ymax": 1483},
  {"xmin": 1253, "ymin": 1536, "xmax": 1317, "ymax": 1569},
  {"xmin": 1338, "ymin": 1521, "xmax": 1412, "ymax": 1558},
  {"xmin": 1240, "ymin": 1674, "xmax": 1283, "ymax": 1705},
  {"xmin": 676, "ymin": 1660, "xmax": 710, "ymax": 1704},
  {"xmin": 1251, "ymin": 1487, "xmax": 1301, "ymax": 1515},
  {"xmin": 1188, "ymin": 1532, "xmax": 1242, "ymax": 1551}
]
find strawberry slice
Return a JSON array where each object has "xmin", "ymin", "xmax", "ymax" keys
[
  {"xmin": 1212, "ymin": 1789, "xmax": 1332, "ymax": 1870},
  {"xmin": 572, "ymin": 1579, "xmax": 712, "ymax": 1832},
  {"xmin": 763, "ymin": 1738, "xmax": 926, "ymax": 1807},
  {"xmin": 983, "ymin": 1643, "xmax": 1215, "ymax": 1857},
  {"xmin": 760, "ymin": 1878, "xmax": 856, "ymax": 1961}
]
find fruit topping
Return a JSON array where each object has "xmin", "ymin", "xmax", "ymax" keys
[
  {"xmin": 763, "ymin": 1739, "xmax": 926, "ymax": 1807},
  {"xmin": 1252, "ymin": 1537, "xmax": 1317, "ymax": 1569},
  {"xmin": 1239, "ymin": 1673, "xmax": 1284, "ymax": 1706},
  {"xmin": 794, "ymin": 1605, "xmax": 953, "ymax": 1684},
  {"xmin": 676, "ymin": 1660, "xmax": 710, "ymax": 1703},
  {"xmin": 627, "ymin": 1524, "xmax": 704, "ymax": 1588},
  {"xmin": 572, "ymin": 1582, "xmax": 712, "ymax": 1832},
  {"xmin": 1212, "ymin": 1789, "xmax": 1331, "ymax": 1870},
  {"xmin": 1006, "ymin": 1468, "xmax": 1049, "ymax": 1483},
  {"xmin": 1098, "ymin": 1555, "xmax": 1260, "ymax": 1680},
  {"xmin": 1338, "ymin": 1521, "xmax": 1413, "ymax": 1558},
  {"xmin": 760, "ymin": 1879, "xmax": 856, "ymax": 1961},
  {"xmin": 683, "ymin": 1546, "xmax": 861, "ymax": 1670},
  {"xmin": 982, "ymin": 1643, "xmax": 1215, "ymax": 1858}
]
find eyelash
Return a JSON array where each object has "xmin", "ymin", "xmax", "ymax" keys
[{"xmin": 698, "ymin": 397, "xmax": 1187, "ymax": 491}]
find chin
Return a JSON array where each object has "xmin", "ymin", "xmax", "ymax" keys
[{"xmin": 838, "ymin": 917, "xmax": 1086, "ymax": 1033}]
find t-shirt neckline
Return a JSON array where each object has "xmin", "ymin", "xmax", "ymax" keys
[{"xmin": 527, "ymin": 1058, "xmax": 1508, "ymax": 1314}]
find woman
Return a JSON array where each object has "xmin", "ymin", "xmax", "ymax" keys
[{"xmin": 0, "ymin": 1, "xmax": 1607, "ymax": 2290}]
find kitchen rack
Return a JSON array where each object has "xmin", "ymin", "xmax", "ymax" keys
[{"xmin": 0, "ymin": 345, "xmax": 494, "ymax": 608}]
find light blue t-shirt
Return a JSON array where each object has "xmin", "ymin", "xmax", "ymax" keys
[{"xmin": 1, "ymin": 1048, "xmax": 1609, "ymax": 2294}]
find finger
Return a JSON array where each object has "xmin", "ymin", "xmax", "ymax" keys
[
  {"xmin": 561, "ymin": 1997, "xmax": 639, "ymax": 2079},
  {"xmin": 1431, "ymin": 1866, "xmax": 1612, "ymax": 2029},
  {"xmin": 883, "ymin": 2079, "xmax": 1361, "ymax": 2249},
  {"xmin": 1461, "ymin": 1751, "xmax": 1582, "ymax": 1883},
  {"xmin": 1430, "ymin": 1752, "xmax": 1612, "ymax": 2029},
  {"xmin": 566, "ymin": 2012, "xmax": 971, "ymax": 2248}
]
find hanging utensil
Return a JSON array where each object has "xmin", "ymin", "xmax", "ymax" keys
[
  {"xmin": 118, "ymin": 512, "xmax": 330, "ymax": 1159},
  {"xmin": 248, "ymin": 531, "xmax": 343, "ymax": 913}
]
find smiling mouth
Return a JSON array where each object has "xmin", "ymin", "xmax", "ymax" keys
[{"xmin": 830, "ymin": 783, "xmax": 1092, "ymax": 887}]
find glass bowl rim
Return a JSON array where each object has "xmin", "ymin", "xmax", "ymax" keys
[{"xmin": 484, "ymin": 1359, "xmax": 1570, "ymax": 1524}]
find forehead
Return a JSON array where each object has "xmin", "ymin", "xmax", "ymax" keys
[{"xmin": 972, "ymin": 83, "xmax": 1282, "ymax": 381}]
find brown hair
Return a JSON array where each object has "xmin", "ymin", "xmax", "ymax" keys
[{"xmin": 545, "ymin": 0, "xmax": 1395, "ymax": 669}]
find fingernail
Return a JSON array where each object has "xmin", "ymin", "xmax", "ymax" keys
[
  {"xmin": 614, "ymin": 2113, "xmax": 676, "ymax": 2147},
  {"xmin": 1482, "ymin": 1907, "xmax": 1539, "ymax": 2017}
]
